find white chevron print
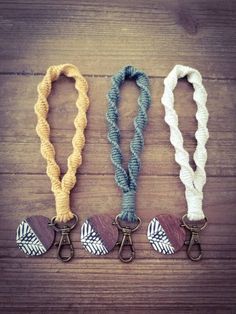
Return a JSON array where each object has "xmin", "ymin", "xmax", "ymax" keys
[
  {"xmin": 16, "ymin": 220, "xmax": 47, "ymax": 256},
  {"xmin": 147, "ymin": 218, "xmax": 175, "ymax": 254},
  {"xmin": 81, "ymin": 220, "xmax": 108, "ymax": 255}
]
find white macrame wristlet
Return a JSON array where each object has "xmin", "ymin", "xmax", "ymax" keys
[{"xmin": 161, "ymin": 65, "xmax": 209, "ymax": 221}]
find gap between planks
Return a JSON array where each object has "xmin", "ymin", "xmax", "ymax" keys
[{"xmin": 0, "ymin": 72, "xmax": 236, "ymax": 81}]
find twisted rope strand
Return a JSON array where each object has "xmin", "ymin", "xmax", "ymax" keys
[
  {"xmin": 106, "ymin": 66, "xmax": 151, "ymax": 222},
  {"xmin": 35, "ymin": 64, "xmax": 89, "ymax": 222},
  {"xmin": 161, "ymin": 65, "xmax": 209, "ymax": 221}
]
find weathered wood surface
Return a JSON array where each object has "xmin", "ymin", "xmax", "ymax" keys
[
  {"xmin": 0, "ymin": 0, "xmax": 236, "ymax": 78},
  {"xmin": 0, "ymin": 0, "xmax": 236, "ymax": 313}
]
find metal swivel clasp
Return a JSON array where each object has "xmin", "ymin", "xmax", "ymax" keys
[
  {"xmin": 181, "ymin": 214, "xmax": 208, "ymax": 262},
  {"xmin": 114, "ymin": 215, "xmax": 141, "ymax": 263},
  {"xmin": 185, "ymin": 229, "xmax": 202, "ymax": 261},
  {"xmin": 49, "ymin": 214, "xmax": 78, "ymax": 263},
  {"xmin": 54, "ymin": 226, "xmax": 74, "ymax": 262}
]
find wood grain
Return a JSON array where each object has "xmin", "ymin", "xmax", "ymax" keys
[
  {"xmin": 152, "ymin": 214, "xmax": 186, "ymax": 253},
  {"xmin": 0, "ymin": 0, "xmax": 236, "ymax": 313},
  {"xmin": 0, "ymin": 0, "xmax": 236, "ymax": 78},
  {"xmin": 1, "ymin": 259, "xmax": 235, "ymax": 313}
]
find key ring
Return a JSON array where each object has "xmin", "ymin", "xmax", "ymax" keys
[
  {"xmin": 147, "ymin": 65, "xmax": 209, "ymax": 261},
  {"xmin": 182, "ymin": 214, "xmax": 208, "ymax": 232},
  {"xmin": 50, "ymin": 214, "xmax": 79, "ymax": 232},
  {"xmin": 16, "ymin": 64, "xmax": 89, "ymax": 261},
  {"xmin": 80, "ymin": 65, "xmax": 151, "ymax": 262}
]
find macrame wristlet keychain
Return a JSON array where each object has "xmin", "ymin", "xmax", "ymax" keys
[
  {"xmin": 147, "ymin": 65, "xmax": 209, "ymax": 261},
  {"xmin": 81, "ymin": 65, "xmax": 151, "ymax": 262},
  {"xmin": 16, "ymin": 64, "xmax": 89, "ymax": 262}
]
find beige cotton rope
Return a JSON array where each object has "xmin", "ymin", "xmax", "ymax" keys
[{"xmin": 161, "ymin": 65, "xmax": 209, "ymax": 221}]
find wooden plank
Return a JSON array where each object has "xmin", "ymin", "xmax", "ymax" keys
[
  {"xmin": 0, "ymin": 76, "xmax": 235, "ymax": 176},
  {"xmin": 0, "ymin": 259, "xmax": 236, "ymax": 312},
  {"xmin": 0, "ymin": 0, "xmax": 236, "ymax": 77}
]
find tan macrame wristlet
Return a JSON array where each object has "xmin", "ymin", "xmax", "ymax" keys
[{"xmin": 34, "ymin": 64, "xmax": 89, "ymax": 223}]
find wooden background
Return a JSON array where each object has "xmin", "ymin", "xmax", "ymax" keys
[{"xmin": 0, "ymin": 0, "xmax": 236, "ymax": 313}]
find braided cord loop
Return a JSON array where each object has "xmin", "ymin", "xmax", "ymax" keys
[
  {"xmin": 106, "ymin": 66, "xmax": 151, "ymax": 222},
  {"xmin": 161, "ymin": 65, "xmax": 209, "ymax": 221},
  {"xmin": 35, "ymin": 64, "xmax": 89, "ymax": 222}
]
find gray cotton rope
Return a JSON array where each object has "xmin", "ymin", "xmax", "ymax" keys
[{"xmin": 106, "ymin": 65, "xmax": 151, "ymax": 222}]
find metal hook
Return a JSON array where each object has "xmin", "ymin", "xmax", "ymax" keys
[
  {"xmin": 185, "ymin": 230, "xmax": 202, "ymax": 261},
  {"xmin": 117, "ymin": 227, "xmax": 135, "ymax": 263},
  {"xmin": 49, "ymin": 214, "xmax": 78, "ymax": 263},
  {"xmin": 54, "ymin": 226, "xmax": 74, "ymax": 262},
  {"xmin": 181, "ymin": 214, "xmax": 207, "ymax": 262},
  {"xmin": 114, "ymin": 215, "xmax": 141, "ymax": 263}
]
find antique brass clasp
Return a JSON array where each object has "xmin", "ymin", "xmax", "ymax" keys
[
  {"xmin": 181, "ymin": 214, "xmax": 208, "ymax": 262},
  {"xmin": 49, "ymin": 214, "xmax": 78, "ymax": 262},
  {"xmin": 54, "ymin": 225, "xmax": 74, "ymax": 262},
  {"xmin": 113, "ymin": 215, "xmax": 141, "ymax": 263},
  {"xmin": 185, "ymin": 229, "xmax": 202, "ymax": 261}
]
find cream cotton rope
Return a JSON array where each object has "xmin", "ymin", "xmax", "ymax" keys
[
  {"xmin": 35, "ymin": 64, "xmax": 89, "ymax": 223},
  {"xmin": 161, "ymin": 65, "xmax": 209, "ymax": 221}
]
